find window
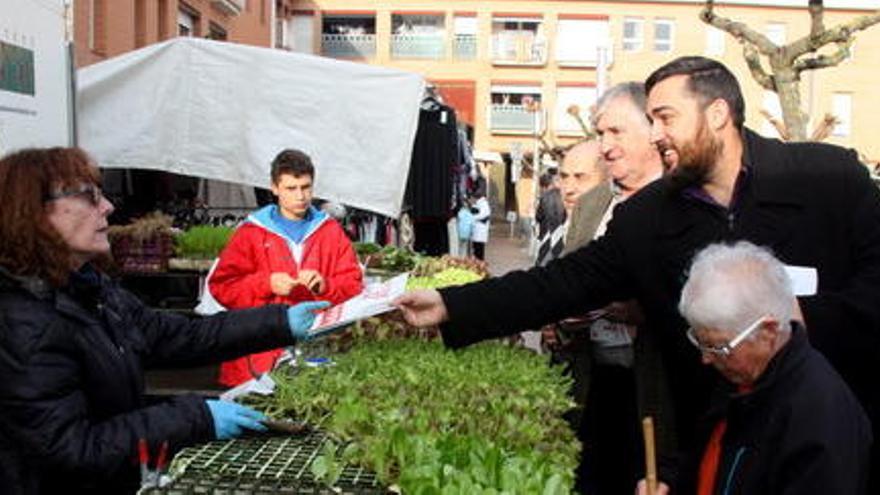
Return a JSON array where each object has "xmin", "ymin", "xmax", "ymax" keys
[
  {"xmin": 654, "ymin": 19, "xmax": 674, "ymax": 52},
  {"xmin": 321, "ymin": 14, "xmax": 377, "ymax": 58},
  {"xmin": 454, "ymin": 15, "xmax": 478, "ymax": 60},
  {"xmin": 208, "ymin": 22, "xmax": 227, "ymax": 41},
  {"xmin": 832, "ymin": 93, "xmax": 852, "ymax": 137},
  {"xmin": 761, "ymin": 91, "xmax": 783, "ymax": 138},
  {"xmin": 556, "ymin": 19, "xmax": 610, "ymax": 66},
  {"xmin": 289, "ymin": 14, "xmax": 315, "ymax": 53},
  {"xmin": 555, "ymin": 86, "xmax": 598, "ymax": 135},
  {"xmin": 622, "ymin": 17, "xmax": 643, "ymax": 52},
  {"xmin": 491, "ymin": 16, "xmax": 546, "ymax": 64},
  {"xmin": 177, "ymin": 6, "xmax": 198, "ymax": 37},
  {"xmin": 490, "ymin": 84, "xmax": 542, "ymax": 133},
  {"xmin": 490, "ymin": 85, "xmax": 542, "ymax": 106},
  {"xmin": 766, "ymin": 23, "xmax": 786, "ymax": 45},
  {"xmin": 322, "ymin": 14, "xmax": 376, "ymax": 35},
  {"xmin": 705, "ymin": 25, "xmax": 725, "ymax": 57},
  {"xmin": 391, "ymin": 14, "xmax": 445, "ymax": 59},
  {"xmin": 392, "ymin": 14, "xmax": 444, "ymax": 34}
]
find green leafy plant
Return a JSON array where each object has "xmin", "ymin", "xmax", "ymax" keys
[
  {"xmin": 310, "ymin": 439, "xmax": 344, "ymax": 486},
  {"xmin": 246, "ymin": 339, "xmax": 579, "ymax": 494},
  {"xmin": 359, "ymin": 245, "xmax": 421, "ymax": 272},
  {"xmin": 354, "ymin": 242, "xmax": 382, "ymax": 257},
  {"xmin": 173, "ymin": 225, "xmax": 234, "ymax": 259}
]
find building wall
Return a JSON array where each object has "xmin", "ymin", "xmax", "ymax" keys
[
  {"xmin": 285, "ymin": 0, "xmax": 880, "ymax": 162},
  {"xmin": 73, "ymin": 0, "xmax": 272, "ymax": 69}
]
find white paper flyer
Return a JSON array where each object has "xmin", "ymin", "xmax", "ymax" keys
[{"xmin": 306, "ymin": 273, "xmax": 409, "ymax": 338}]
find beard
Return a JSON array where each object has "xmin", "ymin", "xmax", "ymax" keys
[{"xmin": 664, "ymin": 117, "xmax": 723, "ymax": 193}]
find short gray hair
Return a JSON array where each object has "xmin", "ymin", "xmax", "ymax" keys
[
  {"xmin": 679, "ymin": 242, "xmax": 793, "ymax": 337},
  {"xmin": 591, "ymin": 82, "xmax": 647, "ymax": 127}
]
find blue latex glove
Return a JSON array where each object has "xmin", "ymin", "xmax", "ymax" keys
[
  {"xmin": 205, "ymin": 400, "xmax": 268, "ymax": 440},
  {"xmin": 288, "ymin": 300, "xmax": 331, "ymax": 341}
]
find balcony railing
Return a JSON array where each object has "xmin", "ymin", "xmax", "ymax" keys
[
  {"xmin": 321, "ymin": 34, "xmax": 376, "ymax": 58},
  {"xmin": 454, "ymin": 34, "xmax": 477, "ymax": 60},
  {"xmin": 212, "ymin": 0, "xmax": 244, "ymax": 16},
  {"xmin": 491, "ymin": 32, "xmax": 547, "ymax": 65},
  {"xmin": 391, "ymin": 33, "xmax": 445, "ymax": 59},
  {"xmin": 490, "ymin": 104, "xmax": 541, "ymax": 133}
]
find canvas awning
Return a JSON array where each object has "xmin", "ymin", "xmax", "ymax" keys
[{"xmin": 77, "ymin": 37, "xmax": 425, "ymax": 217}]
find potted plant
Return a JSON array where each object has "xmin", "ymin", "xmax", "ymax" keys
[
  {"xmin": 108, "ymin": 212, "xmax": 175, "ymax": 273},
  {"xmin": 168, "ymin": 225, "xmax": 235, "ymax": 271}
]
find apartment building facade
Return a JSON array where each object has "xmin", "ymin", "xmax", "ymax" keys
[
  {"xmin": 277, "ymin": 0, "xmax": 880, "ymax": 164},
  {"xmin": 73, "ymin": 0, "xmax": 274, "ymax": 67}
]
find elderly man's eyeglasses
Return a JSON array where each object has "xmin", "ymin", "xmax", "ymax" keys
[
  {"xmin": 45, "ymin": 184, "xmax": 104, "ymax": 207},
  {"xmin": 686, "ymin": 316, "xmax": 766, "ymax": 357}
]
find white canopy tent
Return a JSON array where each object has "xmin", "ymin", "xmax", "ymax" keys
[{"xmin": 77, "ymin": 37, "xmax": 425, "ymax": 218}]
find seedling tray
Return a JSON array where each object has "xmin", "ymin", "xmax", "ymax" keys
[{"xmin": 139, "ymin": 431, "xmax": 383, "ymax": 494}]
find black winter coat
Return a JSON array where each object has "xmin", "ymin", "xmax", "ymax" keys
[
  {"xmin": 439, "ymin": 129, "xmax": 880, "ymax": 484},
  {"xmin": 679, "ymin": 325, "xmax": 872, "ymax": 495},
  {"xmin": 0, "ymin": 266, "xmax": 293, "ymax": 494}
]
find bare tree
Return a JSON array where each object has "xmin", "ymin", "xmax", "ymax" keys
[{"xmin": 701, "ymin": 0, "xmax": 880, "ymax": 141}]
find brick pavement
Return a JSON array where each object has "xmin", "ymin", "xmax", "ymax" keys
[{"xmin": 485, "ymin": 223, "xmax": 535, "ymax": 276}]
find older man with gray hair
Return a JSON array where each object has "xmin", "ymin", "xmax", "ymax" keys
[
  {"xmin": 551, "ymin": 81, "xmax": 666, "ymax": 495},
  {"xmin": 637, "ymin": 241, "xmax": 871, "ymax": 495}
]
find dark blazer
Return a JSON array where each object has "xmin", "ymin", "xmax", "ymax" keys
[
  {"xmin": 439, "ymin": 129, "xmax": 880, "ymax": 484},
  {"xmin": 679, "ymin": 325, "xmax": 871, "ymax": 494},
  {"xmin": 0, "ymin": 266, "xmax": 292, "ymax": 494}
]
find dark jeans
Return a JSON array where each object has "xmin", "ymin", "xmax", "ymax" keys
[
  {"xmin": 576, "ymin": 364, "xmax": 640, "ymax": 495},
  {"xmin": 473, "ymin": 242, "xmax": 485, "ymax": 260}
]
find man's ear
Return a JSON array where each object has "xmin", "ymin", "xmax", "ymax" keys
[
  {"xmin": 760, "ymin": 317, "xmax": 781, "ymax": 342},
  {"xmin": 706, "ymin": 98, "xmax": 731, "ymax": 131}
]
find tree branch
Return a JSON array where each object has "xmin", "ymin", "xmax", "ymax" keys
[
  {"xmin": 701, "ymin": 0, "xmax": 777, "ymax": 53},
  {"xmin": 810, "ymin": 113, "xmax": 839, "ymax": 142},
  {"xmin": 744, "ymin": 44, "xmax": 775, "ymax": 90},
  {"xmin": 809, "ymin": 0, "xmax": 825, "ymax": 39},
  {"xmin": 789, "ymin": 9, "xmax": 880, "ymax": 58},
  {"xmin": 760, "ymin": 109, "xmax": 791, "ymax": 141},
  {"xmin": 793, "ymin": 41, "xmax": 851, "ymax": 72}
]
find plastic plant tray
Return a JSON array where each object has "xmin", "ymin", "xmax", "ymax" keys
[{"xmin": 139, "ymin": 431, "xmax": 383, "ymax": 494}]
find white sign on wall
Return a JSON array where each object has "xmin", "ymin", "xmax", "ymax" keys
[{"xmin": 0, "ymin": 0, "xmax": 72, "ymax": 156}]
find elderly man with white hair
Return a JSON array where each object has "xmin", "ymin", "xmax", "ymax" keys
[{"xmin": 637, "ymin": 241, "xmax": 871, "ymax": 495}]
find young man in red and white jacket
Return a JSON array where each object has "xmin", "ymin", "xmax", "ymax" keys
[{"xmin": 208, "ymin": 149, "xmax": 363, "ymax": 386}]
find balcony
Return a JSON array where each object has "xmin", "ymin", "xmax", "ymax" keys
[
  {"xmin": 321, "ymin": 34, "xmax": 376, "ymax": 58},
  {"xmin": 491, "ymin": 32, "xmax": 547, "ymax": 65},
  {"xmin": 211, "ymin": 0, "xmax": 244, "ymax": 16},
  {"xmin": 490, "ymin": 104, "xmax": 541, "ymax": 134},
  {"xmin": 391, "ymin": 33, "xmax": 445, "ymax": 59},
  {"xmin": 453, "ymin": 34, "xmax": 477, "ymax": 60}
]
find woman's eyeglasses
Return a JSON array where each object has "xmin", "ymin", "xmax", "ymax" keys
[
  {"xmin": 45, "ymin": 184, "xmax": 104, "ymax": 207},
  {"xmin": 686, "ymin": 315, "xmax": 767, "ymax": 357}
]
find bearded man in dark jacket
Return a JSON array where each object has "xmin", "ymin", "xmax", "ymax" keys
[
  {"xmin": 396, "ymin": 56, "xmax": 880, "ymax": 492},
  {"xmin": 0, "ymin": 147, "xmax": 333, "ymax": 494}
]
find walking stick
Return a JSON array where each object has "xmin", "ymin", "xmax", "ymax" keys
[{"xmin": 642, "ymin": 416, "xmax": 658, "ymax": 495}]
